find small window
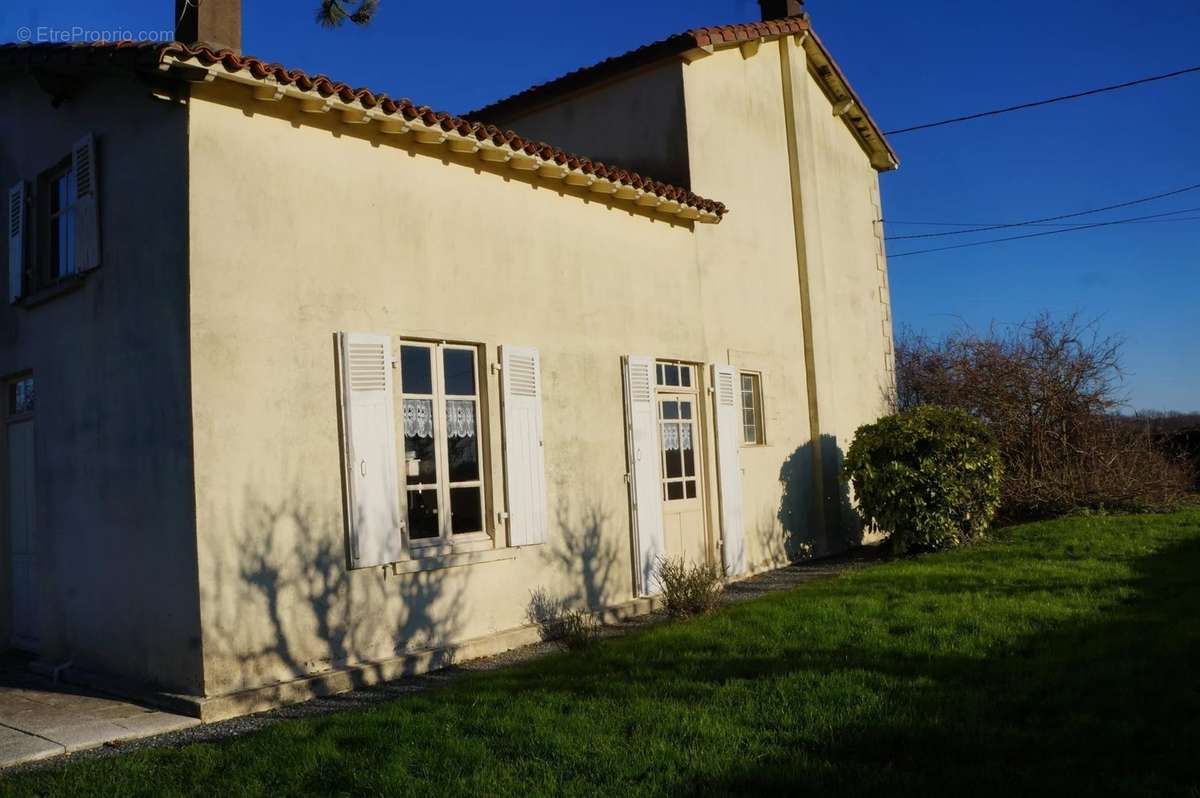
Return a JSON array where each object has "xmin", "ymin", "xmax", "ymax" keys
[
  {"xmin": 7, "ymin": 376, "xmax": 34, "ymax": 416},
  {"xmin": 740, "ymin": 372, "xmax": 765, "ymax": 445},
  {"xmin": 399, "ymin": 341, "xmax": 486, "ymax": 546}
]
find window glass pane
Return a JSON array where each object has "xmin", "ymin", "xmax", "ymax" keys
[
  {"xmin": 407, "ymin": 489, "xmax": 439, "ymax": 539},
  {"xmin": 664, "ymin": 364, "xmax": 679, "ymax": 387},
  {"xmin": 400, "ymin": 345, "xmax": 433, "ymax": 394},
  {"xmin": 680, "ymin": 400, "xmax": 692, "ymax": 420},
  {"xmin": 666, "ymin": 482, "xmax": 684, "ymax": 501},
  {"xmin": 685, "ymin": 480, "xmax": 697, "ymax": 499},
  {"xmin": 744, "ymin": 423, "xmax": 757, "ymax": 445},
  {"xmin": 446, "ymin": 400, "xmax": 480, "ymax": 482},
  {"xmin": 51, "ymin": 174, "xmax": 67, "ymax": 214},
  {"xmin": 403, "ymin": 398, "xmax": 438, "ymax": 485},
  {"xmin": 661, "ymin": 401, "xmax": 679, "ymax": 420},
  {"xmin": 656, "ymin": 363, "xmax": 665, "ymax": 385},
  {"xmin": 442, "ymin": 348, "xmax": 476, "ymax": 396},
  {"xmin": 450, "ymin": 486, "xmax": 483, "ymax": 535},
  {"xmin": 680, "ymin": 366, "xmax": 691, "ymax": 387}
]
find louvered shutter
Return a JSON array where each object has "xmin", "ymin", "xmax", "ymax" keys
[
  {"xmin": 501, "ymin": 346, "xmax": 548, "ymax": 547},
  {"xmin": 712, "ymin": 365, "xmax": 747, "ymax": 576},
  {"xmin": 624, "ymin": 355, "xmax": 666, "ymax": 596},
  {"xmin": 338, "ymin": 332, "xmax": 404, "ymax": 569},
  {"xmin": 8, "ymin": 182, "xmax": 25, "ymax": 303},
  {"xmin": 72, "ymin": 134, "xmax": 100, "ymax": 273}
]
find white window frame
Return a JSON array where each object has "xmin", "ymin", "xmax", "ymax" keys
[
  {"xmin": 398, "ymin": 340, "xmax": 489, "ymax": 551},
  {"xmin": 739, "ymin": 370, "xmax": 766, "ymax": 446}
]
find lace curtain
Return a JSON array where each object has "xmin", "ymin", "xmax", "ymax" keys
[
  {"xmin": 404, "ymin": 398, "xmax": 476, "ymax": 439},
  {"xmin": 445, "ymin": 399, "xmax": 476, "ymax": 439},
  {"xmin": 661, "ymin": 422, "xmax": 693, "ymax": 451}
]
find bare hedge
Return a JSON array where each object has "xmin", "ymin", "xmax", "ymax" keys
[{"xmin": 893, "ymin": 314, "xmax": 1194, "ymax": 520}]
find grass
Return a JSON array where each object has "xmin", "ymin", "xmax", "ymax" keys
[{"xmin": 5, "ymin": 509, "xmax": 1199, "ymax": 797}]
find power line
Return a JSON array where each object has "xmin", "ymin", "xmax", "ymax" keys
[
  {"xmin": 889, "ymin": 206, "xmax": 1200, "ymax": 259},
  {"xmin": 884, "ymin": 65, "xmax": 1200, "ymax": 135},
  {"xmin": 886, "ymin": 217, "xmax": 1200, "ymax": 228},
  {"xmin": 884, "ymin": 182, "xmax": 1200, "ymax": 240}
]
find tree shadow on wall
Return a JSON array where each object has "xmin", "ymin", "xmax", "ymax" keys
[
  {"xmin": 778, "ymin": 434, "xmax": 859, "ymax": 559},
  {"xmin": 203, "ymin": 486, "xmax": 466, "ymax": 695},
  {"xmin": 526, "ymin": 497, "xmax": 622, "ymax": 641}
]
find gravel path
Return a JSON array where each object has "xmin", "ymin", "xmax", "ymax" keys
[{"xmin": 3, "ymin": 543, "xmax": 884, "ymax": 777}]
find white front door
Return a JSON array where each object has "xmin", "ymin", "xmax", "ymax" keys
[{"xmin": 7, "ymin": 417, "xmax": 37, "ymax": 650}]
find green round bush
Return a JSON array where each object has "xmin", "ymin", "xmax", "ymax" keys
[{"xmin": 841, "ymin": 405, "xmax": 1002, "ymax": 552}]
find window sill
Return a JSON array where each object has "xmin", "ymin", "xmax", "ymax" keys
[
  {"xmin": 390, "ymin": 545, "xmax": 516, "ymax": 575},
  {"xmin": 18, "ymin": 274, "xmax": 86, "ymax": 308}
]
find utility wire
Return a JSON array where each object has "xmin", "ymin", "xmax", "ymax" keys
[
  {"xmin": 886, "ymin": 217, "xmax": 1200, "ymax": 228},
  {"xmin": 884, "ymin": 182, "xmax": 1200, "ymax": 240},
  {"xmin": 884, "ymin": 65, "xmax": 1200, "ymax": 135},
  {"xmin": 889, "ymin": 206, "xmax": 1200, "ymax": 259}
]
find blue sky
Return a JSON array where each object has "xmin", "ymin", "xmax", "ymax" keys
[{"xmin": 4, "ymin": 1, "xmax": 1198, "ymax": 410}]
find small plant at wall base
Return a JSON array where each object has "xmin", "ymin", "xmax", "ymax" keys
[
  {"xmin": 842, "ymin": 405, "xmax": 1003, "ymax": 554},
  {"xmin": 657, "ymin": 558, "xmax": 726, "ymax": 617}
]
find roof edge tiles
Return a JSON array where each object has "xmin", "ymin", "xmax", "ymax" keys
[
  {"xmin": 0, "ymin": 40, "xmax": 728, "ymax": 223},
  {"xmin": 466, "ymin": 17, "xmax": 898, "ymax": 172}
]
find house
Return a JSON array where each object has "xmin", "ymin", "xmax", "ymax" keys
[{"xmin": 0, "ymin": 0, "xmax": 898, "ymax": 719}]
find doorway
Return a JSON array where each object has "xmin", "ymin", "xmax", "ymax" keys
[
  {"xmin": 6, "ymin": 376, "xmax": 37, "ymax": 651},
  {"xmin": 654, "ymin": 361, "xmax": 710, "ymax": 566}
]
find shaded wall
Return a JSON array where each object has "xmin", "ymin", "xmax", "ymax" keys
[{"xmin": 0, "ymin": 74, "xmax": 200, "ymax": 692}]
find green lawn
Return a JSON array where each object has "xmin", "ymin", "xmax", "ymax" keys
[{"xmin": 6, "ymin": 509, "xmax": 1199, "ymax": 797}]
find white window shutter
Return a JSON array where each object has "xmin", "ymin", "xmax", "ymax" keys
[
  {"xmin": 501, "ymin": 345, "xmax": 548, "ymax": 547},
  {"xmin": 624, "ymin": 355, "xmax": 666, "ymax": 596},
  {"xmin": 72, "ymin": 134, "xmax": 100, "ymax": 273},
  {"xmin": 338, "ymin": 332, "xmax": 404, "ymax": 569},
  {"xmin": 8, "ymin": 181, "xmax": 26, "ymax": 303},
  {"xmin": 712, "ymin": 365, "xmax": 748, "ymax": 576}
]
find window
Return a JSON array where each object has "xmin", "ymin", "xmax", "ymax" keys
[
  {"xmin": 399, "ymin": 342, "xmax": 486, "ymax": 545},
  {"xmin": 41, "ymin": 161, "xmax": 77, "ymax": 282},
  {"xmin": 740, "ymin": 371, "xmax": 765, "ymax": 445},
  {"xmin": 7, "ymin": 376, "xmax": 34, "ymax": 416},
  {"xmin": 8, "ymin": 135, "xmax": 98, "ymax": 304}
]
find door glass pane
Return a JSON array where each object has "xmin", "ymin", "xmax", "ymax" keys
[
  {"xmin": 403, "ymin": 398, "xmax": 437, "ymax": 485},
  {"xmin": 685, "ymin": 480, "xmax": 697, "ymax": 499},
  {"xmin": 663, "ymin": 364, "xmax": 680, "ymax": 387},
  {"xmin": 400, "ymin": 345, "xmax": 433, "ymax": 394},
  {"xmin": 408, "ymin": 489, "xmax": 439, "ymax": 540},
  {"xmin": 682, "ymin": 434, "xmax": 696, "ymax": 477},
  {"xmin": 680, "ymin": 366, "xmax": 691, "ymax": 387},
  {"xmin": 656, "ymin": 363, "xmax": 665, "ymax": 385},
  {"xmin": 442, "ymin": 348, "xmax": 476, "ymax": 396},
  {"xmin": 661, "ymin": 401, "xmax": 679, "ymax": 420},
  {"xmin": 666, "ymin": 482, "xmax": 684, "ymax": 501},
  {"xmin": 680, "ymin": 400, "xmax": 692, "ymax": 419},
  {"xmin": 446, "ymin": 399, "xmax": 479, "ymax": 482},
  {"xmin": 664, "ymin": 433, "xmax": 683, "ymax": 479},
  {"xmin": 450, "ymin": 486, "xmax": 483, "ymax": 535}
]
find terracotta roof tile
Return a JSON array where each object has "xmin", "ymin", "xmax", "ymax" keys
[{"xmin": 0, "ymin": 40, "xmax": 727, "ymax": 218}]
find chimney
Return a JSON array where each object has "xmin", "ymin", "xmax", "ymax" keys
[
  {"xmin": 758, "ymin": 0, "xmax": 806, "ymax": 20},
  {"xmin": 175, "ymin": 0, "xmax": 242, "ymax": 53}
]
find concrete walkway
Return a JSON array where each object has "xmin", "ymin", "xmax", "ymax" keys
[{"xmin": 0, "ymin": 663, "xmax": 197, "ymax": 768}]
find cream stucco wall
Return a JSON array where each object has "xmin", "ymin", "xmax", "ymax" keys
[
  {"xmin": 0, "ymin": 74, "xmax": 201, "ymax": 692},
  {"xmin": 186, "ymin": 80, "xmax": 711, "ymax": 696},
  {"xmin": 186, "ymin": 32, "xmax": 894, "ymax": 699}
]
